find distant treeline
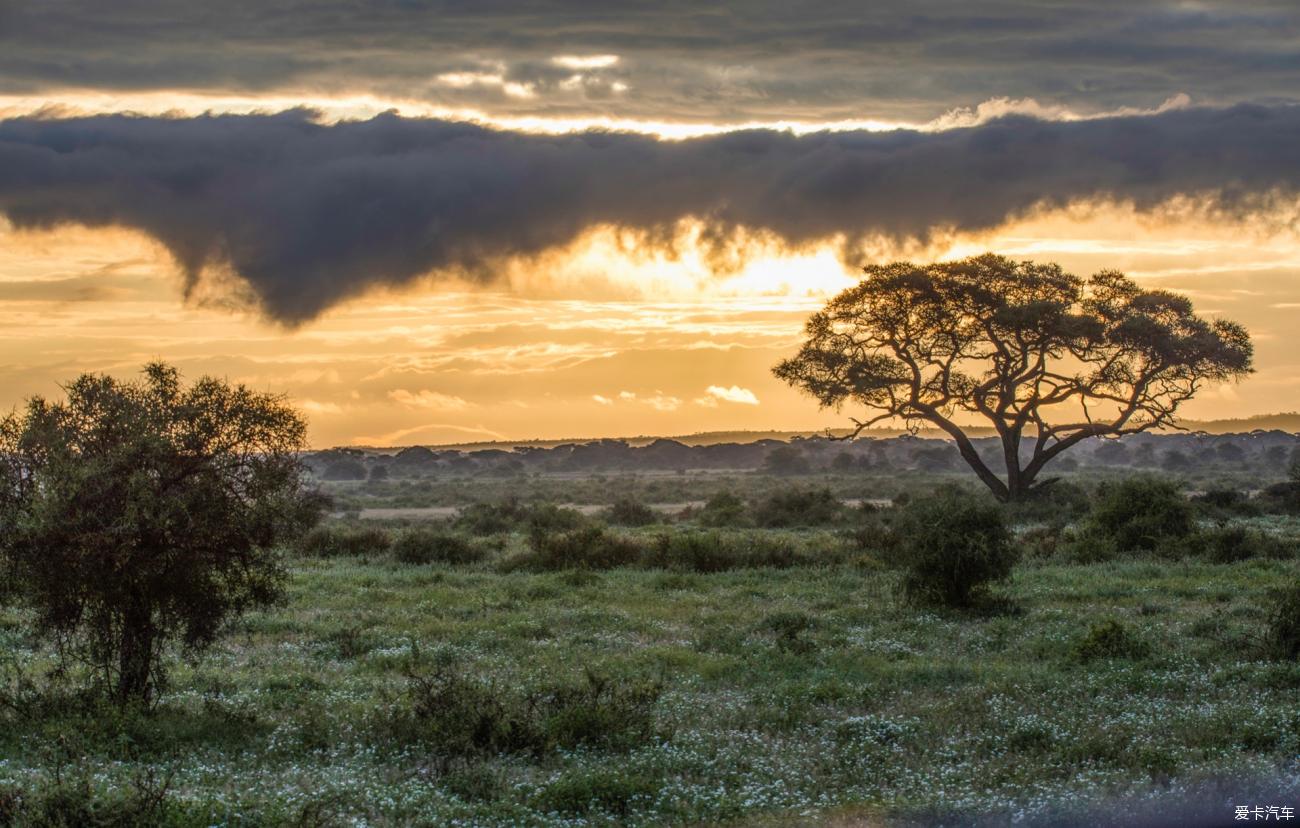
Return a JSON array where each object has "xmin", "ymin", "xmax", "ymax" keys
[{"xmin": 305, "ymin": 431, "xmax": 1300, "ymax": 481}]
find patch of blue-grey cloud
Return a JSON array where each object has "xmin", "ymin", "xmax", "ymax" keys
[{"xmin": 1, "ymin": 2, "xmax": 1299, "ymax": 122}]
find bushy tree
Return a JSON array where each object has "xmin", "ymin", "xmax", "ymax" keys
[
  {"xmin": 697, "ymin": 492, "xmax": 748, "ymax": 527},
  {"xmin": 775, "ymin": 254, "xmax": 1252, "ymax": 500},
  {"xmin": 0, "ymin": 363, "xmax": 324, "ymax": 703},
  {"xmin": 1088, "ymin": 476, "xmax": 1195, "ymax": 553},
  {"xmin": 762, "ymin": 445, "xmax": 810, "ymax": 476},
  {"xmin": 887, "ymin": 488, "xmax": 1018, "ymax": 608}
]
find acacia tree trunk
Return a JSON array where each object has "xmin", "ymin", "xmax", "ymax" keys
[{"xmin": 961, "ymin": 433, "xmax": 1043, "ymax": 503}]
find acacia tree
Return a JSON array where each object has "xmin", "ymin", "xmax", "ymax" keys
[
  {"xmin": 0, "ymin": 363, "xmax": 324, "ymax": 703},
  {"xmin": 774, "ymin": 254, "xmax": 1253, "ymax": 501}
]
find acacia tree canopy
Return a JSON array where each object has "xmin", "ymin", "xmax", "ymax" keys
[
  {"xmin": 0, "ymin": 363, "xmax": 325, "ymax": 703},
  {"xmin": 774, "ymin": 254, "xmax": 1253, "ymax": 500}
]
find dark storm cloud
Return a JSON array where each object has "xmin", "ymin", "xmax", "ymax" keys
[
  {"xmin": 2, "ymin": 2, "xmax": 1300, "ymax": 122},
  {"xmin": 1, "ymin": 104, "xmax": 1299, "ymax": 323}
]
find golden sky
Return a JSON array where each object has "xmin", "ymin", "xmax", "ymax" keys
[
  {"xmin": 2, "ymin": 199, "xmax": 1296, "ymax": 448},
  {"xmin": 4, "ymin": 2, "xmax": 1300, "ymax": 447}
]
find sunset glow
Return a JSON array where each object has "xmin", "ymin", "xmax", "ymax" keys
[
  {"xmin": 3, "ymin": 2, "xmax": 1300, "ymax": 448},
  {"xmin": 4, "ymin": 196, "xmax": 1297, "ymax": 447}
]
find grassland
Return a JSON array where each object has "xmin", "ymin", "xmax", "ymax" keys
[{"xmin": 1, "ymin": 473, "xmax": 1298, "ymax": 826}]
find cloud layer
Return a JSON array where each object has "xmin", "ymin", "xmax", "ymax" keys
[
  {"xmin": 3, "ymin": 2, "xmax": 1300, "ymax": 123},
  {"xmin": 1, "ymin": 104, "xmax": 1299, "ymax": 322}
]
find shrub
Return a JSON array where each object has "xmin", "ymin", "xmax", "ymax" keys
[
  {"xmin": 646, "ymin": 531, "xmax": 807, "ymax": 572},
  {"xmin": 453, "ymin": 499, "xmax": 531, "ymax": 535},
  {"xmin": 296, "ymin": 525, "xmax": 392, "ymax": 557},
  {"xmin": 322, "ymin": 457, "xmax": 367, "ymax": 480},
  {"xmin": 533, "ymin": 769, "xmax": 658, "ymax": 817},
  {"xmin": 392, "ymin": 662, "xmax": 543, "ymax": 768},
  {"xmin": 1017, "ymin": 525, "xmax": 1062, "ymax": 560},
  {"xmin": 760, "ymin": 611, "xmax": 818, "ymax": 654},
  {"xmin": 1059, "ymin": 526, "xmax": 1120, "ymax": 564},
  {"xmin": 0, "ymin": 762, "xmax": 180, "ymax": 826},
  {"xmin": 1191, "ymin": 487, "xmax": 1260, "ymax": 519},
  {"xmin": 1265, "ymin": 584, "xmax": 1300, "ymax": 661},
  {"xmin": 1087, "ymin": 476, "xmax": 1195, "ymax": 553},
  {"xmin": 524, "ymin": 503, "xmax": 589, "ymax": 542},
  {"xmin": 1197, "ymin": 525, "xmax": 1292, "ymax": 563},
  {"xmin": 601, "ymin": 497, "xmax": 659, "ymax": 527},
  {"xmin": 753, "ymin": 487, "xmax": 844, "ymax": 528},
  {"xmin": 536, "ymin": 669, "xmax": 663, "ymax": 752},
  {"xmin": 762, "ymin": 445, "xmax": 810, "ymax": 475},
  {"xmin": 442, "ymin": 764, "xmax": 504, "ymax": 803},
  {"xmin": 1257, "ymin": 481, "xmax": 1300, "ymax": 515},
  {"xmin": 392, "ymin": 529, "xmax": 485, "ymax": 565},
  {"xmin": 887, "ymin": 488, "xmax": 1018, "ymax": 609},
  {"xmin": 1073, "ymin": 619, "xmax": 1151, "ymax": 662},
  {"xmin": 390, "ymin": 660, "xmax": 662, "ymax": 769},
  {"xmin": 696, "ymin": 491, "xmax": 749, "ymax": 527},
  {"xmin": 1004, "ymin": 479, "xmax": 1092, "ymax": 526},
  {"xmin": 513, "ymin": 526, "xmax": 646, "ymax": 571}
]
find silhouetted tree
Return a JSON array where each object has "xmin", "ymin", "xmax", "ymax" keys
[
  {"xmin": 775, "ymin": 254, "xmax": 1252, "ymax": 501},
  {"xmin": 830, "ymin": 451, "xmax": 857, "ymax": 472},
  {"xmin": 1093, "ymin": 441, "xmax": 1132, "ymax": 466},
  {"xmin": 1132, "ymin": 442, "xmax": 1157, "ymax": 467},
  {"xmin": 0, "ymin": 363, "xmax": 324, "ymax": 703},
  {"xmin": 763, "ymin": 445, "xmax": 810, "ymax": 475},
  {"xmin": 1216, "ymin": 442, "xmax": 1246, "ymax": 464}
]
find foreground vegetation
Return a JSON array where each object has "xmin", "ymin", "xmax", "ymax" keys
[{"xmin": 2, "ymin": 469, "xmax": 1298, "ymax": 826}]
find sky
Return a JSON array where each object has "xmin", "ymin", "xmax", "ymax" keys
[{"xmin": 1, "ymin": 1, "xmax": 1299, "ymax": 447}]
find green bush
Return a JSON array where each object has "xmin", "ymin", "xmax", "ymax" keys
[
  {"xmin": 452, "ymin": 500, "xmax": 588, "ymax": 539},
  {"xmin": 392, "ymin": 529, "xmax": 485, "ymax": 565},
  {"xmin": 1059, "ymin": 525, "xmax": 1120, "ymax": 564},
  {"xmin": 646, "ymin": 531, "xmax": 812, "ymax": 572},
  {"xmin": 760, "ymin": 611, "xmax": 819, "ymax": 653},
  {"xmin": 536, "ymin": 670, "xmax": 663, "ymax": 752},
  {"xmin": 1191, "ymin": 488, "xmax": 1261, "ymax": 519},
  {"xmin": 512, "ymin": 526, "xmax": 646, "ymax": 571},
  {"xmin": 1004, "ymin": 479, "xmax": 1093, "ymax": 526},
  {"xmin": 696, "ymin": 492, "xmax": 749, "ymax": 527},
  {"xmin": 525, "ymin": 504, "xmax": 589, "ymax": 541},
  {"xmin": 295, "ymin": 524, "xmax": 391, "ymax": 557},
  {"xmin": 0, "ymin": 766, "xmax": 182, "ymax": 827},
  {"xmin": 441, "ymin": 764, "xmax": 505, "ymax": 803},
  {"xmin": 1087, "ymin": 476, "xmax": 1195, "ymax": 553},
  {"xmin": 454, "ymin": 499, "xmax": 530, "ymax": 536},
  {"xmin": 1256, "ymin": 478, "xmax": 1300, "ymax": 514},
  {"xmin": 752, "ymin": 487, "xmax": 844, "ymax": 528},
  {"xmin": 390, "ymin": 662, "xmax": 543, "ymax": 768},
  {"xmin": 1017, "ymin": 525, "xmax": 1063, "ymax": 560},
  {"xmin": 1197, "ymin": 525, "xmax": 1292, "ymax": 563},
  {"xmin": 1265, "ymin": 584, "xmax": 1300, "ymax": 661},
  {"xmin": 1073, "ymin": 619, "xmax": 1151, "ymax": 662},
  {"xmin": 533, "ymin": 768, "xmax": 658, "ymax": 817},
  {"xmin": 887, "ymin": 488, "xmax": 1018, "ymax": 609},
  {"xmin": 389, "ymin": 660, "xmax": 662, "ymax": 769},
  {"xmin": 601, "ymin": 497, "xmax": 660, "ymax": 527}
]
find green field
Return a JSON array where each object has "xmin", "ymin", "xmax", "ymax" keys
[{"xmin": 2, "ymin": 474, "xmax": 1298, "ymax": 826}]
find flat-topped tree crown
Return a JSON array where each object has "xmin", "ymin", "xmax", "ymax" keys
[{"xmin": 774, "ymin": 253, "xmax": 1252, "ymax": 501}]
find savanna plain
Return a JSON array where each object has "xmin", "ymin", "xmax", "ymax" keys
[{"xmin": 3, "ymin": 442, "xmax": 1298, "ymax": 827}]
